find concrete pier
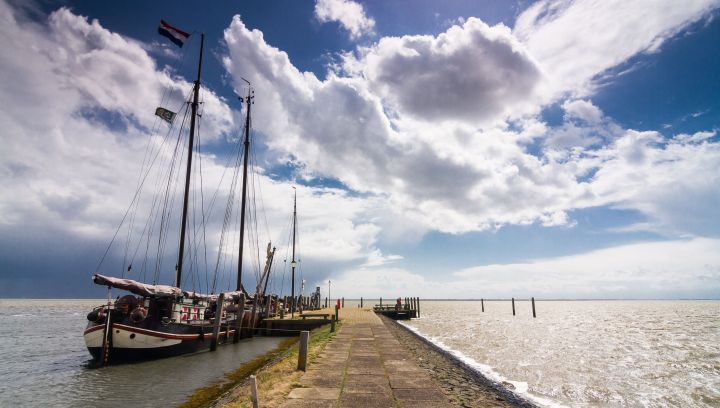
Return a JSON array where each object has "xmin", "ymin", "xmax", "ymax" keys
[{"xmin": 281, "ymin": 308, "xmax": 451, "ymax": 407}]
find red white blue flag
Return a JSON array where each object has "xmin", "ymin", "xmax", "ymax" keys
[{"xmin": 158, "ymin": 20, "xmax": 189, "ymax": 48}]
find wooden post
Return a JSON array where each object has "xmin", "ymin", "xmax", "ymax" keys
[
  {"xmin": 324, "ymin": 297, "xmax": 328, "ymax": 308},
  {"xmin": 280, "ymin": 297, "xmax": 285, "ymax": 319},
  {"xmin": 380, "ymin": 297, "xmax": 382, "ymax": 307},
  {"xmin": 481, "ymin": 298, "xmax": 484, "ymax": 312},
  {"xmin": 335, "ymin": 304, "xmax": 339, "ymax": 322},
  {"xmin": 234, "ymin": 293, "xmax": 246, "ymax": 343},
  {"xmin": 297, "ymin": 330, "xmax": 309, "ymax": 370},
  {"xmin": 360, "ymin": 297, "xmax": 363, "ymax": 308},
  {"xmin": 416, "ymin": 297, "xmax": 420, "ymax": 317},
  {"xmin": 250, "ymin": 375, "xmax": 259, "ymax": 408},
  {"xmin": 342, "ymin": 297, "xmax": 345, "ymax": 308},
  {"xmin": 531, "ymin": 297, "xmax": 536, "ymax": 318},
  {"xmin": 99, "ymin": 304, "xmax": 113, "ymax": 366},
  {"xmin": 211, "ymin": 293, "xmax": 226, "ymax": 351},
  {"xmin": 330, "ymin": 314, "xmax": 336, "ymax": 332},
  {"xmin": 511, "ymin": 297, "xmax": 515, "ymax": 316}
]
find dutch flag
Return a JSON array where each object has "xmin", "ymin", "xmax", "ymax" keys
[{"xmin": 158, "ymin": 20, "xmax": 189, "ymax": 48}]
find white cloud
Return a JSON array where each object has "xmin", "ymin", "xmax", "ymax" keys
[
  {"xmin": 562, "ymin": 99, "xmax": 603, "ymax": 124},
  {"xmin": 453, "ymin": 238, "xmax": 720, "ymax": 298},
  {"xmin": 314, "ymin": 0, "xmax": 375, "ymax": 40},
  {"xmin": 351, "ymin": 17, "xmax": 542, "ymax": 124},
  {"xmin": 514, "ymin": 0, "xmax": 720, "ymax": 98}
]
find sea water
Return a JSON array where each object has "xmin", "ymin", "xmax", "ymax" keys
[
  {"xmin": 0, "ymin": 299, "xmax": 285, "ymax": 407},
  {"xmin": 400, "ymin": 300, "xmax": 720, "ymax": 407}
]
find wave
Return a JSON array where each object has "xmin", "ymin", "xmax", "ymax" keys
[{"xmin": 399, "ymin": 321, "xmax": 566, "ymax": 408}]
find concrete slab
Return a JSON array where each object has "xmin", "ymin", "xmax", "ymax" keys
[
  {"xmin": 339, "ymin": 393, "xmax": 395, "ymax": 407},
  {"xmin": 280, "ymin": 399, "xmax": 337, "ymax": 408},
  {"xmin": 393, "ymin": 387, "xmax": 446, "ymax": 401},
  {"xmin": 287, "ymin": 387, "xmax": 341, "ymax": 400},
  {"xmin": 388, "ymin": 376, "xmax": 433, "ymax": 389},
  {"xmin": 343, "ymin": 382, "xmax": 393, "ymax": 395},
  {"xmin": 344, "ymin": 374, "xmax": 389, "ymax": 385}
]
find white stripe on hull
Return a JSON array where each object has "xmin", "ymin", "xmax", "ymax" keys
[{"xmin": 84, "ymin": 326, "xmax": 181, "ymax": 349}]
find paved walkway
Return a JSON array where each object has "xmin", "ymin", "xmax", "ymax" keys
[{"xmin": 282, "ymin": 308, "xmax": 452, "ymax": 407}]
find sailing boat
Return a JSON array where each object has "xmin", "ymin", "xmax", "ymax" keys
[{"xmin": 83, "ymin": 27, "xmax": 272, "ymax": 364}]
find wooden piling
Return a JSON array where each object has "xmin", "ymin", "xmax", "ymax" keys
[
  {"xmin": 324, "ymin": 297, "xmax": 328, "ymax": 308},
  {"xmin": 99, "ymin": 304, "xmax": 113, "ymax": 366},
  {"xmin": 532, "ymin": 297, "xmax": 536, "ymax": 318},
  {"xmin": 335, "ymin": 304, "xmax": 339, "ymax": 322},
  {"xmin": 481, "ymin": 298, "xmax": 484, "ymax": 312},
  {"xmin": 380, "ymin": 297, "xmax": 382, "ymax": 307},
  {"xmin": 330, "ymin": 314, "xmax": 336, "ymax": 332},
  {"xmin": 250, "ymin": 375, "xmax": 259, "ymax": 408},
  {"xmin": 234, "ymin": 293, "xmax": 246, "ymax": 343},
  {"xmin": 511, "ymin": 297, "xmax": 515, "ymax": 316},
  {"xmin": 360, "ymin": 297, "xmax": 363, "ymax": 308},
  {"xmin": 342, "ymin": 297, "xmax": 345, "ymax": 308},
  {"xmin": 416, "ymin": 297, "xmax": 420, "ymax": 317},
  {"xmin": 210, "ymin": 293, "xmax": 225, "ymax": 351},
  {"xmin": 297, "ymin": 330, "xmax": 309, "ymax": 371}
]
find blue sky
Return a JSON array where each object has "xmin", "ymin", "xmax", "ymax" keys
[{"xmin": 0, "ymin": 0, "xmax": 719, "ymax": 299}]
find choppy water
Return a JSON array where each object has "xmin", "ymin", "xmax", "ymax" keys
[
  {"xmin": 401, "ymin": 300, "xmax": 720, "ymax": 407},
  {"xmin": 0, "ymin": 299, "xmax": 285, "ymax": 407}
]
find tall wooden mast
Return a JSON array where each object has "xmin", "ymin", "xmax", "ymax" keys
[
  {"xmin": 291, "ymin": 187, "xmax": 297, "ymax": 316},
  {"xmin": 237, "ymin": 80, "xmax": 253, "ymax": 292},
  {"xmin": 175, "ymin": 33, "xmax": 204, "ymax": 288}
]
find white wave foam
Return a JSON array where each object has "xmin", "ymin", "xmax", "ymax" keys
[{"xmin": 399, "ymin": 321, "xmax": 567, "ymax": 408}]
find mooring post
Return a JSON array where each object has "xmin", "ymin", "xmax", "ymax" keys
[
  {"xmin": 342, "ymin": 297, "xmax": 345, "ymax": 308},
  {"xmin": 360, "ymin": 297, "xmax": 363, "ymax": 308},
  {"xmin": 532, "ymin": 297, "xmax": 536, "ymax": 318},
  {"xmin": 481, "ymin": 298, "xmax": 484, "ymax": 312},
  {"xmin": 297, "ymin": 330, "xmax": 310, "ymax": 370},
  {"xmin": 335, "ymin": 304, "xmax": 339, "ymax": 322},
  {"xmin": 211, "ymin": 293, "xmax": 226, "ymax": 351},
  {"xmin": 380, "ymin": 297, "xmax": 382, "ymax": 307},
  {"xmin": 330, "ymin": 314, "xmax": 336, "ymax": 332},
  {"xmin": 250, "ymin": 375, "xmax": 259, "ymax": 408},
  {"xmin": 417, "ymin": 297, "xmax": 420, "ymax": 317},
  {"xmin": 234, "ymin": 293, "xmax": 246, "ymax": 343},
  {"xmin": 324, "ymin": 297, "xmax": 328, "ymax": 308},
  {"xmin": 512, "ymin": 297, "xmax": 516, "ymax": 316},
  {"xmin": 99, "ymin": 304, "xmax": 113, "ymax": 367}
]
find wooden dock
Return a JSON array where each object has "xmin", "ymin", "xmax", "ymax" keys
[{"xmin": 373, "ymin": 297, "xmax": 421, "ymax": 320}]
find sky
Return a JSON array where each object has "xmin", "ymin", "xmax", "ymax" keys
[{"xmin": 0, "ymin": 0, "xmax": 719, "ymax": 299}]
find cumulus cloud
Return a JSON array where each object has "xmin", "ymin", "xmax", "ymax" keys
[
  {"xmin": 350, "ymin": 17, "xmax": 542, "ymax": 124},
  {"xmin": 314, "ymin": 0, "xmax": 375, "ymax": 39}
]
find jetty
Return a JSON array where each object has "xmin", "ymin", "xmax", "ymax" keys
[{"xmin": 279, "ymin": 305, "xmax": 451, "ymax": 407}]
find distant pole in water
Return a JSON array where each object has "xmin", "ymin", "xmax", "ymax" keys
[
  {"xmin": 481, "ymin": 298, "xmax": 484, "ymax": 312},
  {"xmin": 512, "ymin": 297, "xmax": 516, "ymax": 316},
  {"xmin": 380, "ymin": 297, "xmax": 382, "ymax": 307},
  {"xmin": 532, "ymin": 297, "xmax": 536, "ymax": 318},
  {"xmin": 360, "ymin": 297, "xmax": 363, "ymax": 308}
]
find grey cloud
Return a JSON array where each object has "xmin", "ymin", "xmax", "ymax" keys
[{"xmin": 359, "ymin": 18, "xmax": 541, "ymax": 123}]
